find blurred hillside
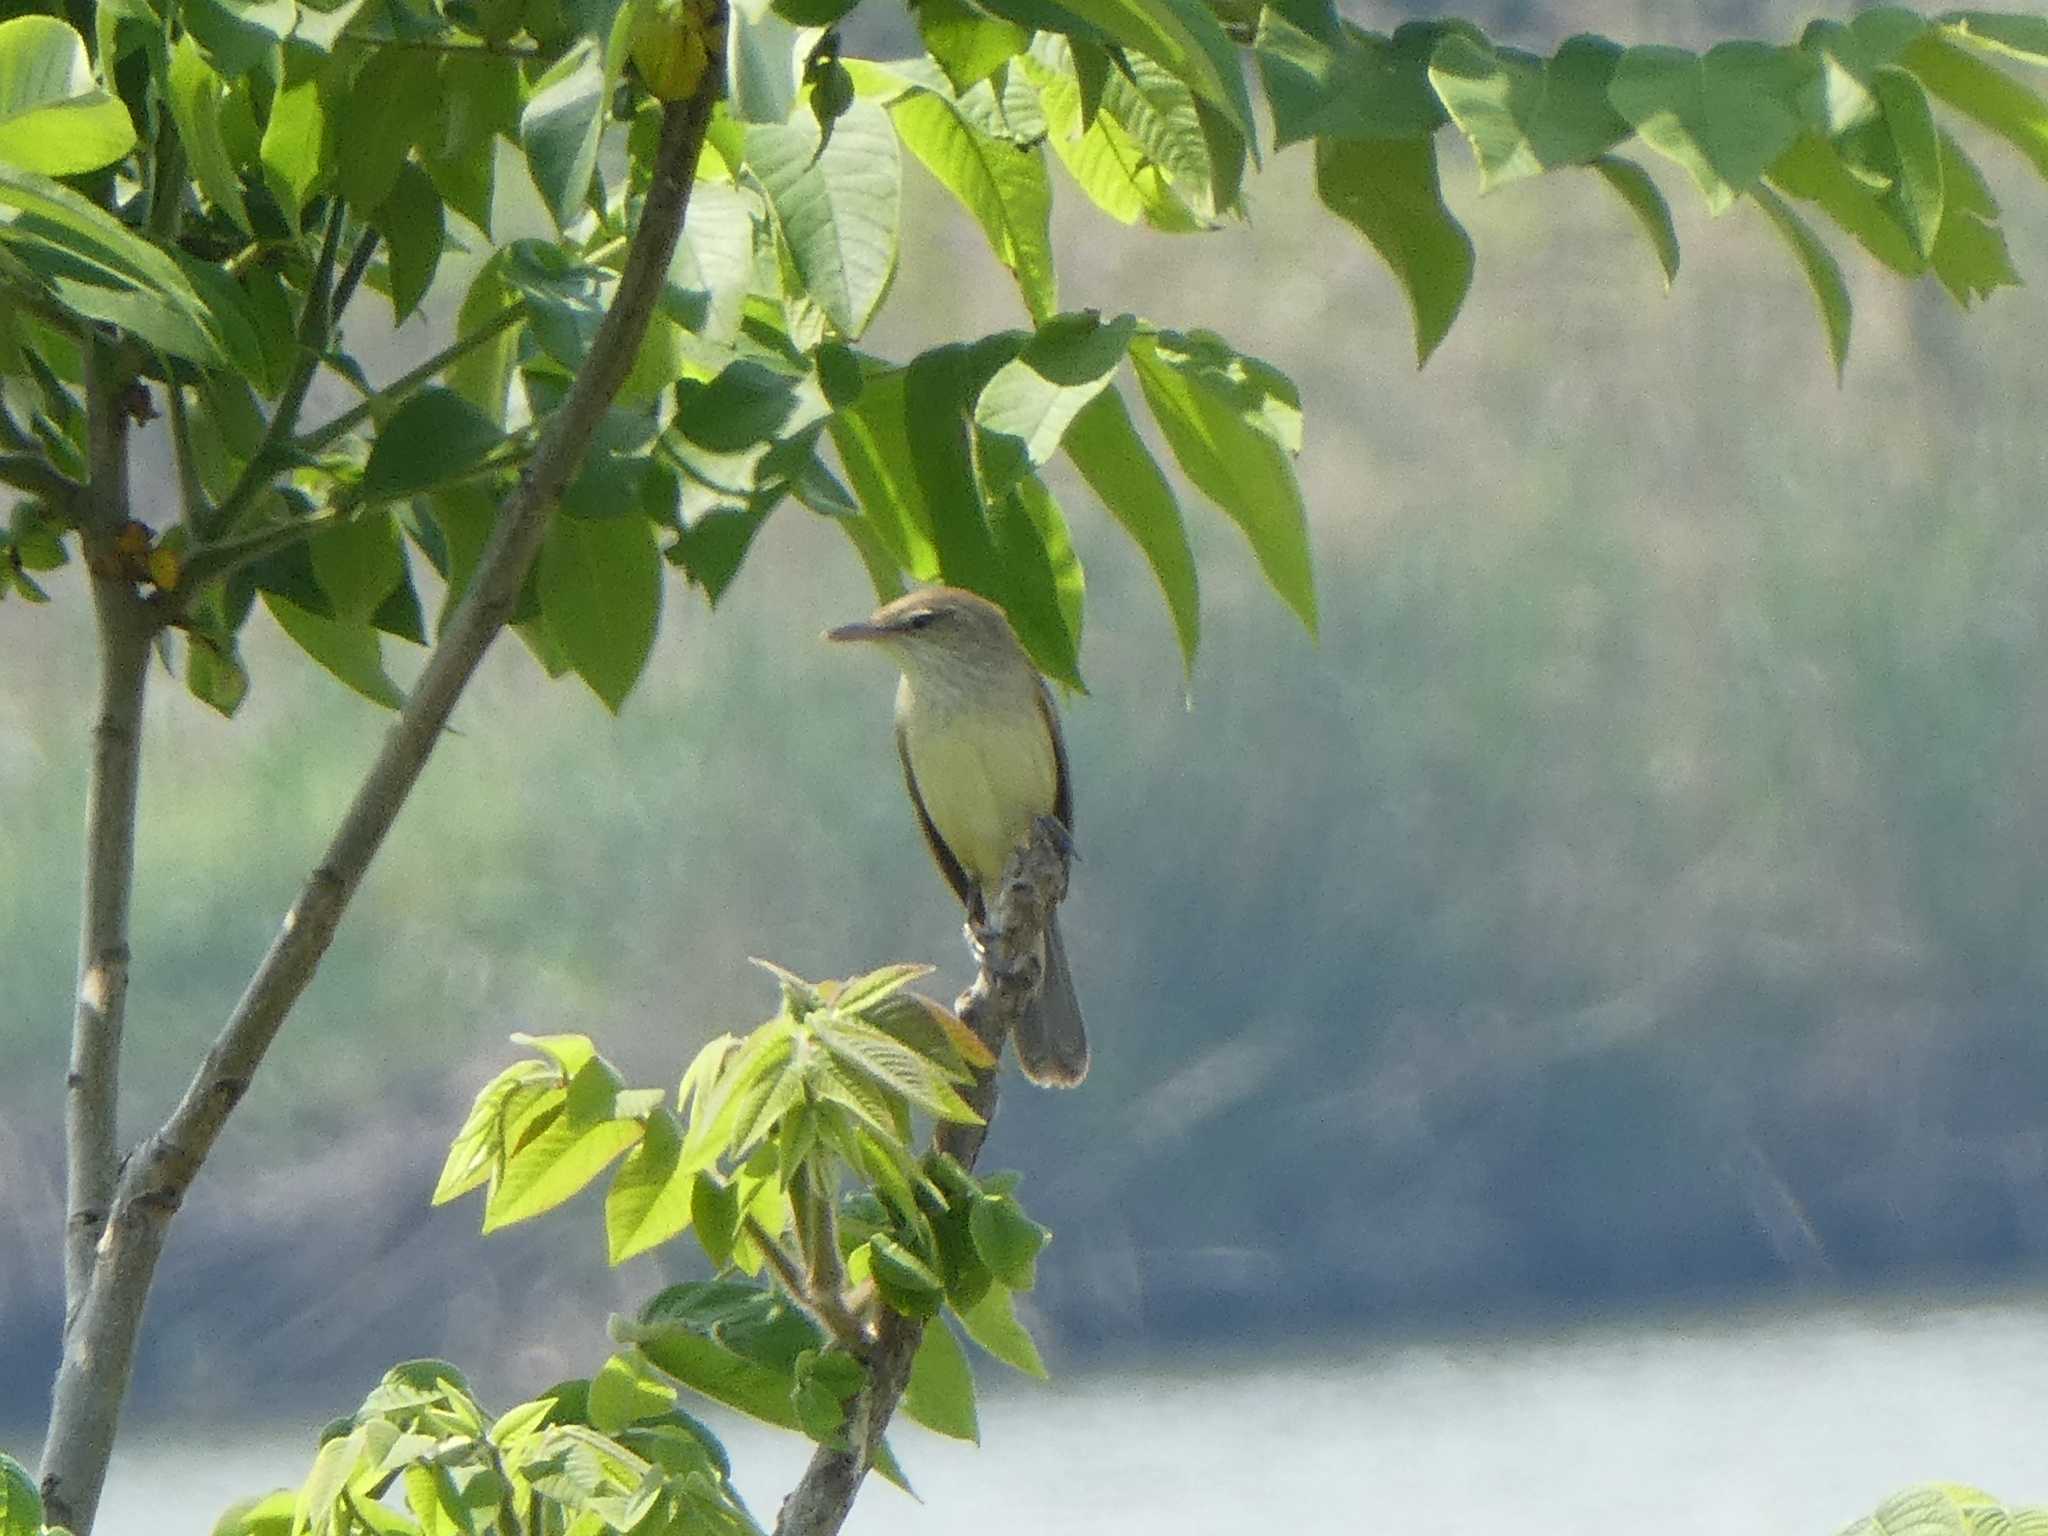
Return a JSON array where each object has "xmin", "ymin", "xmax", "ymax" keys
[{"xmin": 8, "ymin": 0, "xmax": 2048, "ymax": 1432}]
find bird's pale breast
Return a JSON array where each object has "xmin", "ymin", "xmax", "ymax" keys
[{"xmin": 899, "ymin": 691, "xmax": 1060, "ymax": 889}]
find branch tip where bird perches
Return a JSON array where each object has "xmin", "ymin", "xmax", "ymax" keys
[{"xmin": 774, "ymin": 816, "xmax": 1074, "ymax": 1536}]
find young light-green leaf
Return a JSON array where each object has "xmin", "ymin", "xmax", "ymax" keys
[
  {"xmin": 606, "ymin": 1105, "xmax": 694, "ymax": 1263},
  {"xmin": 902, "ymin": 1320, "xmax": 979, "ymax": 1442},
  {"xmin": 0, "ymin": 14, "xmax": 137, "ymax": 176},
  {"xmin": 263, "ymin": 595, "xmax": 407, "ymax": 709},
  {"xmin": 882, "ymin": 81, "xmax": 1058, "ymax": 324},
  {"xmin": 167, "ymin": 33, "xmax": 251, "ymax": 234},
  {"xmin": 483, "ymin": 1107, "xmax": 644, "ymax": 1232},
  {"xmin": 954, "ymin": 1282, "xmax": 1048, "ymax": 1377}
]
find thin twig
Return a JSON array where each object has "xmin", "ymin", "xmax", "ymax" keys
[
  {"xmin": 202, "ymin": 206, "xmax": 346, "ymax": 540},
  {"xmin": 773, "ymin": 820, "xmax": 1072, "ymax": 1536},
  {"xmin": 744, "ymin": 1213, "xmax": 872, "ymax": 1354},
  {"xmin": 294, "ymin": 303, "xmax": 525, "ymax": 456},
  {"xmin": 0, "ymin": 453, "xmax": 84, "ymax": 514},
  {"xmin": 37, "ymin": 73, "xmax": 728, "ymax": 1536}
]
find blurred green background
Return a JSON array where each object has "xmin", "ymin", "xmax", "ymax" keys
[{"xmin": 8, "ymin": 0, "xmax": 2048, "ymax": 1448}]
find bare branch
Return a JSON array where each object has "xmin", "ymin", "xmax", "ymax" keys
[
  {"xmin": 773, "ymin": 818, "xmax": 1073, "ymax": 1536},
  {"xmin": 36, "ymin": 77, "xmax": 728, "ymax": 1536},
  {"xmin": 61, "ymin": 343, "xmax": 154, "ymax": 1324}
]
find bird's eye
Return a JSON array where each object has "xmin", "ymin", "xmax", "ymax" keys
[{"xmin": 904, "ymin": 610, "xmax": 938, "ymax": 631}]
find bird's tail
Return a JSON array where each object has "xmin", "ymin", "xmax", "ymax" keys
[{"xmin": 1014, "ymin": 917, "xmax": 1088, "ymax": 1087}]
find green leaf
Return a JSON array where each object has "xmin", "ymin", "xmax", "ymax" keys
[
  {"xmin": 521, "ymin": 38, "xmax": 607, "ymax": 230},
  {"xmin": 1589, "ymin": 154, "xmax": 1680, "ymax": 288},
  {"xmin": 725, "ymin": 4, "xmax": 812, "ymax": 125},
  {"xmin": 1606, "ymin": 42, "xmax": 1811, "ymax": 214},
  {"xmin": 1129, "ymin": 328, "xmax": 1314, "ymax": 634},
  {"xmin": 537, "ymin": 509, "xmax": 662, "ymax": 712},
  {"xmin": 1253, "ymin": 15, "xmax": 1452, "ymax": 148},
  {"xmin": 184, "ymin": 0, "xmax": 294, "ymax": 77},
  {"xmin": 817, "ymin": 1012, "xmax": 986, "ymax": 1123},
  {"xmin": 310, "ymin": 511, "xmax": 406, "ymax": 622},
  {"xmin": 902, "ymin": 1321, "xmax": 979, "ymax": 1441},
  {"xmin": 1023, "ymin": 37, "xmax": 1202, "ymax": 230},
  {"xmin": 1941, "ymin": 11, "xmax": 2048, "ymax": 67},
  {"xmin": 434, "ymin": 1058, "xmax": 558, "ymax": 1205},
  {"xmin": 882, "ymin": 79, "xmax": 1058, "ymax": 324},
  {"xmin": 0, "ymin": 1452, "xmax": 41, "ymax": 1536},
  {"xmin": 339, "ymin": 49, "xmax": 437, "ymax": 216},
  {"xmin": 1063, "ymin": 384, "xmax": 1197, "ymax": 672},
  {"xmin": 973, "ymin": 310, "xmax": 1134, "ymax": 493},
  {"xmin": 1929, "ymin": 130, "xmax": 2019, "ymax": 304},
  {"xmin": 1766, "ymin": 133, "xmax": 1922, "ymax": 274},
  {"xmin": 868, "ymin": 1233, "xmax": 947, "ymax": 1317},
  {"xmin": 446, "ymin": 260, "xmax": 524, "ymax": 426},
  {"xmin": 682, "ymin": 1019, "xmax": 798, "ymax": 1167},
  {"xmin": 1750, "ymin": 181, "xmax": 1851, "ymax": 380},
  {"xmin": 745, "ymin": 98, "xmax": 902, "ymax": 338},
  {"xmin": 665, "ymin": 178, "xmax": 759, "ymax": 346},
  {"xmin": 1313, "ymin": 134, "xmax": 1472, "ymax": 367},
  {"xmin": 606, "ymin": 1105, "xmax": 694, "ymax": 1263},
  {"xmin": 967, "ymin": 1192, "xmax": 1048, "ymax": 1289},
  {"xmin": 361, "ymin": 388, "xmax": 506, "ymax": 501},
  {"xmin": 997, "ymin": 475, "xmax": 1083, "ymax": 683},
  {"xmin": 691, "ymin": 1171, "xmax": 740, "ymax": 1267},
  {"xmin": 587, "ymin": 1351, "xmax": 679, "ymax": 1434},
  {"xmin": 259, "ymin": 65, "xmax": 328, "ymax": 233},
  {"xmin": 1902, "ymin": 31, "xmax": 2048, "ymax": 182},
  {"xmin": 373, "ymin": 161, "xmax": 446, "ymax": 325},
  {"xmin": 831, "ymin": 962, "xmax": 936, "ymax": 1014},
  {"xmin": 263, "ymin": 594, "xmax": 407, "ymax": 708},
  {"xmin": 1870, "ymin": 64, "xmax": 1944, "ymax": 258},
  {"xmin": 168, "ymin": 33, "xmax": 251, "ymax": 235},
  {"xmin": 1429, "ymin": 33, "xmax": 1630, "ymax": 188},
  {"xmin": 954, "ymin": 1282, "xmax": 1047, "ymax": 1377},
  {"xmin": 913, "ymin": 0, "xmax": 1029, "ymax": 92},
  {"xmin": 484, "ymin": 1100, "xmax": 644, "ymax": 1231},
  {"xmin": 1046, "ymin": 0, "xmax": 1251, "ymax": 135},
  {"xmin": 0, "ymin": 14, "xmax": 138, "ymax": 176},
  {"xmin": 621, "ymin": 1280, "xmax": 822, "ymax": 1430}
]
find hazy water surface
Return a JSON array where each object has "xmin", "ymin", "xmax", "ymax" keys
[{"xmin": 100, "ymin": 1296, "xmax": 2048, "ymax": 1535}]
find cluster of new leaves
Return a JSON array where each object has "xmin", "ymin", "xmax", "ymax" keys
[
  {"xmin": 1836, "ymin": 1484, "xmax": 2048, "ymax": 1536},
  {"xmin": 423, "ymin": 962, "xmax": 1048, "ymax": 1464},
  {"xmin": 203, "ymin": 1358, "xmax": 761, "ymax": 1536}
]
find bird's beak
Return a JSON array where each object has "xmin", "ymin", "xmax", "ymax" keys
[{"xmin": 825, "ymin": 619, "xmax": 888, "ymax": 644}]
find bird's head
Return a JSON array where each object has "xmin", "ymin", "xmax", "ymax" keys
[{"xmin": 826, "ymin": 587, "xmax": 1028, "ymax": 687}]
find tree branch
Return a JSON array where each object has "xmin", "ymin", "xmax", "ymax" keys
[
  {"xmin": 773, "ymin": 818, "xmax": 1072, "ymax": 1536},
  {"xmin": 0, "ymin": 452, "xmax": 84, "ymax": 515},
  {"xmin": 36, "ymin": 77, "xmax": 728, "ymax": 1536},
  {"xmin": 62, "ymin": 342, "xmax": 154, "ymax": 1324}
]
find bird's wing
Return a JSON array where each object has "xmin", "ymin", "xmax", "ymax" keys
[
  {"xmin": 1036, "ymin": 678, "xmax": 1073, "ymax": 834},
  {"xmin": 895, "ymin": 719, "xmax": 977, "ymax": 914}
]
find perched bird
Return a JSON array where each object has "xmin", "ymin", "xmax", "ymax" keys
[{"xmin": 827, "ymin": 586, "xmax": 1088, "ymax": 1087}]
